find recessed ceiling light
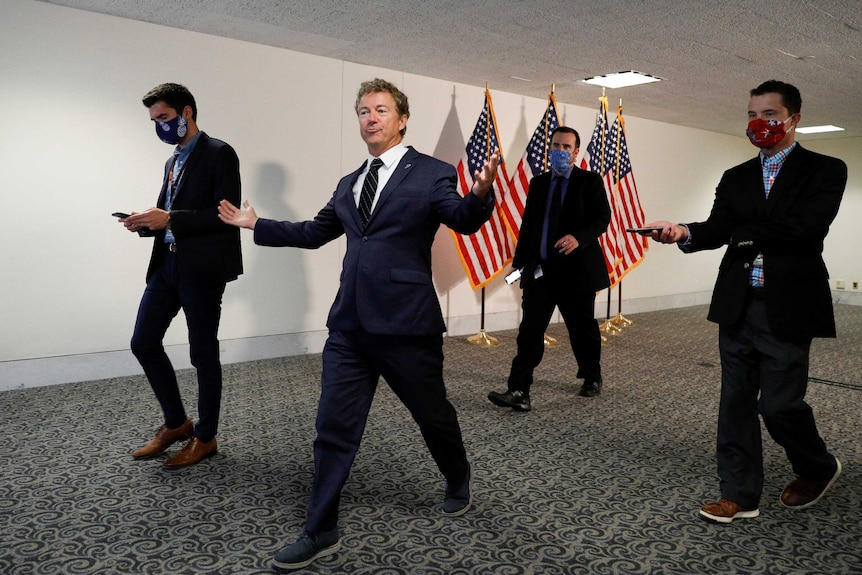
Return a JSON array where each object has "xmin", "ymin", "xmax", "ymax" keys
[
  {"xmin": 796, "ymin": 125, "xmax": 845, "ymax": 134},
  {"xmin": 582, "ymin": 71, "xmax": 662, "ymax": 89}
]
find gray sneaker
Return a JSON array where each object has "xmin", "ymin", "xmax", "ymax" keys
[
  {"xmin": 272, "ymin": 529, "xmax": 340, "ymax": 571},
  {"xmin": 442, "ymin": 464, "xmax": 473, "ymax": 516}
]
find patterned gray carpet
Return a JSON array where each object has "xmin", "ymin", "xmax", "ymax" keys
[{"xmin": 2, "ymin": 305, "xmax": 861, "ymax": 575}]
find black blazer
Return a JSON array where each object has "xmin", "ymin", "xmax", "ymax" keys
[
  {"xmin": 146, "ymin": 132, "xmax": 243, "ymax": 285},
  {"xmin": 514, "ymin": 167, "xmax": 611, "ymax": 292},
  {"xmin": 685, "ymin": 144, "xmax": 846, "ymax": 339},
  {"xmin": 254, "ymin": 147, "xmax": 493, "ymax": 335}
]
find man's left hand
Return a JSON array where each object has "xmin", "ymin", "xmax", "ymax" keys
[
  {"xmin": 471, "ymin": 150, "xmax": 501, "ymax": 199},
  {"xmin": 555, "ymin": 234, "xmax": 579, "ymax": 255},
  {"xmin": 125, "ymin": 208, "xmax": 170, "ymax": 231}
]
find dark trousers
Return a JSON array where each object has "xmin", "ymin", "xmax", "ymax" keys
[
  {"xmin": 305, "ymin": 329, "xmax": 469, "ymax": 535},
  {"xmin": 716, "ymin": 296, "xmax": 836, "ymax": 508},
  {"xmin": 507, "ymin": 271, "xmax": 602, "ymax": 393},
  {"xmin": 130, "ymin": 251, "xmax": 226, "ymax": 442}
]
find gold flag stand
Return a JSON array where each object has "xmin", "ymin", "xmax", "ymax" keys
[{"xmin": 467, "ymin": 287, "xmax": 499, "ymax": 346}]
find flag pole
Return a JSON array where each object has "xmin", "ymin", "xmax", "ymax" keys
[
  {"xmin": 611, "ymin": 99, "xmax": 633, "ymax": 330},
  {"xmin": 598, "ymin": 91, "xmax": 621, "ymax": 337},
  {"xmin": 542, "ymin": 83, "xmax": 560, "ymax": 348},
  {"xmin": 468, "ymin": 84, "xmax": 499, "ymax": 347}
]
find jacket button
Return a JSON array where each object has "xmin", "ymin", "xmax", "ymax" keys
[{"xmin": 743, "ymin": 263, "xmax": 750, "ymax": 269}]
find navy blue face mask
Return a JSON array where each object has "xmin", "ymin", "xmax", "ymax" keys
[
  {"xmin": 549, "ymin": 149, "xmax": 571, "ymax": 174},
  {"xmin": 155, "ymin": 114, "xmax": 187, "ymax": 145}
]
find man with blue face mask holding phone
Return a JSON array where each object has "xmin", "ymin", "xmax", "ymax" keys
[
  {"xmin": 488, "ymin": 126, "xmax": 611, "ymax": 412},
  {"xmin": 117, "ymin": 83, "xmax": 242, "ymax": 469}
]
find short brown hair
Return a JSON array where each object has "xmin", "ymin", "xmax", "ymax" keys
[
  {"xmin": 354, "ymin": 78, "xmax": 410, "ymax": 136},
  {"xmin": 142, "ymin": 83, "xmax": 197, "ymax": 121}
]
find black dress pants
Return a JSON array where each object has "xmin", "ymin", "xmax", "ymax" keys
[
  {"xmin": 716, "ymin": 296, "xmax": 836, "ymax": 508},
  {"xmin": 507, "ymin": 267, "xmax": 601, "ymax": 393},
  {"xmin": 130, "ymin": 250, "xmax": 226, "ymax": 442}
]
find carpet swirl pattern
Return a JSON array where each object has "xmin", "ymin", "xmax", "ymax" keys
[{"xmin": 2, "ymin": 305, "xmax": 861, "ymax": 574}]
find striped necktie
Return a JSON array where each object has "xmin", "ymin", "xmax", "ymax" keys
[{"xmin": 359, "ymin": 158, "xmax": 384, "ymax": 226}]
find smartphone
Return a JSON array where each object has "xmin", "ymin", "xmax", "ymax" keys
[
  {"xmin": 112, "ymin": 212, "xmax": 131, "ymax": 218},
  {"xmin": 626, "ymin": 226, "xmax": 664, "ymax": 235}
]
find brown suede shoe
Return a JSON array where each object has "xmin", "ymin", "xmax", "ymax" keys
[
  {"xmin": 132, "ymin": 419, "xmax": 193, "ymax": 460},
  {"xmin": 163, "ymin": 437, "xmax": 218, "ymax": 469},
  {"xmin": 699, "ymin": 499, "xmax": 760, "ymax": 524},
  {"xmin": 780, "ymin": 457, "xmax": 842, "ymax": 509}
]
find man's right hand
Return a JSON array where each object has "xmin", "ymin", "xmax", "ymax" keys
[
  {"xmin": 644, "ymin": 221, "xmax": 688, "ymax": 243},
  {"xmin": 218, "ymin": 199, "xmax": 259, "ymax": 230}
]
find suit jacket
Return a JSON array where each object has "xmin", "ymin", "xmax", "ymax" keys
[
  {"xmin": 513, "ymin": 167, "xmax": 611, "ymax": 292},
  {"xmin": 254, "ymin": 146, "xmax": 493, "ymax": 335},
  {"xmin": 146, "ymin": 132, "xmax": 243, "ymax": 285},
  {"xmin": 685, "ymin": 144, "xmax": 846, "ymax": 339}
]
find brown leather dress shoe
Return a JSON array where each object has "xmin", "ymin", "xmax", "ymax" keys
[
  {"xmin": 780, "ymin": 457, "xmax": 842, "ymax": 509},
  {"xmin": 699, "ymin": 498, "xmax": 760, "ymax": 524},
  {"xmin": 163, "ymin": 437, "xmax": 218, "ymax": 468},
  {"xmin": 132, "ymin": 419, "xmax": 193, "ymax": 459}
]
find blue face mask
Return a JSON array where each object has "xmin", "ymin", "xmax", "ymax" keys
[
  {"xmin": 155, "ymin": 114, "xmax": 187, "ymax": 145},
  {"xmin": 549, "ymin": 149, "xmax": 571, "ymax": 174}
]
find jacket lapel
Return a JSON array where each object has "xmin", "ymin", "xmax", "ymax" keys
[
  {"xmin": 170, "ymin": 132, "xmax": 209, "ymax": 203},
  {"xmin": 765, "ymin": 145, "xmax": 804, "ymax": 216},
  {"xmin": 346, "ymin": 161, "xmax": 367, "ymax": 229}
]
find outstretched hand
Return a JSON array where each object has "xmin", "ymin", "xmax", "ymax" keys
[
  {"xmin": 218, "ymin": 199, "xmax": 259, "ymax": 230},
  {"xmin": 471, "ymin": 150, "xmax": 501, "ymax": 199},
  {"xmin": 643, "ymin": 221, "xmax": 688, "ymax": 243}
]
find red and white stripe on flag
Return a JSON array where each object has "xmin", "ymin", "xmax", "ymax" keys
[
  {"xmin": 610, "ymin": 108, "xmax": 648, "ymax": 281},
  {"xmin": 501, "ymin": 93, "xmax": 560, "ymax": 241},
  {"xmin": 583, "ymin": 96, "xmax": 622, "ymax": 287},
  {"xmin": 451, "ymin": 90, "xmax": 514, "ymax": 289}
]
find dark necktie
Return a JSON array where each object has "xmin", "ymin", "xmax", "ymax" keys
[
  {"xmin": 359, "ymin": 158, "xmax": 384, "ymax": 226},
  {"xmin": 545, "ymin": 177, "xmax": 564, "ymax": 257}
]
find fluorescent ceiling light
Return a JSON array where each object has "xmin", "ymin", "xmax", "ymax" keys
[
  {"xmin": 796, "ymin": 125, "xmax": 845, "ymax": 134},
  {"xmin": 582, "ymin": 71, "xmax": 662, "ymax": 89}
]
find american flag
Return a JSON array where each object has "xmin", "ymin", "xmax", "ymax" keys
[
  {"xmin": 609, "ymin": 108, "xmax": 648, "ymax": 280},
  {"xmin": 581, "ymin": 96, "xmax": 622, "ymax": 287},
  {"xmin": 452, "ymin": 90, "xmax": 514, "ymax": 289},
  {"xmin": 501, "ymin": 92, "xmax": 559, "ymax": 240}
]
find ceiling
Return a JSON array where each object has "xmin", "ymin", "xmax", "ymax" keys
[{"xmin": 38, "ymin": 0, "xmax": 862, "ymax": 140}]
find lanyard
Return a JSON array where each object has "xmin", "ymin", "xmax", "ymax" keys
[{"xmin": 167, "ymin": 156, "xmax": 188, "ymax": 207}]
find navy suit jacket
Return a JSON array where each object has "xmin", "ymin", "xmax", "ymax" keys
[
  {"xmin": 147, "ymin": 132, "xmax": 243, "ymax": 285},
  {"xmin": 684, "ymin": 144, "xmax": 846, "ymax": 339},
  {"xmin": 513, "ymin": 167, "xmax": 611, "ymax": 293},
  {"xmin": 254, "ymin": 146, "xmax": 494, "ymax": 335}
]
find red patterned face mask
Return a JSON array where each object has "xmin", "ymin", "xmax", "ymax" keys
[{"xmin": 746, "ymin": 117, "xmax": 792, "ymax": 148}]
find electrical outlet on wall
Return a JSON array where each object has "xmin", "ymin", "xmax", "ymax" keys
[
  {"xmin": 836, "ymin": 279, "xmax": 845, "ymax": 290},
  {"xmin": 853, "ymin": 282, "xmax": 859, "ymax": 290}
]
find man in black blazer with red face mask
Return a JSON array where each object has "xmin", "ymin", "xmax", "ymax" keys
[
  {"xmin": 119, "ymin": 83, "xmax": 242, "ymax": 469},
  {"xmin": 646, "ymin": 80, "xmax": 846, "ymax": 524},
  {"xmin": 488, "ymin": 126, "xmax": 611, "ymax": 413}
]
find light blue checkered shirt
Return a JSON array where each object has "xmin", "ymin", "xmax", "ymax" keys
[{"xmin": 750, "ymin": 143, "xmax": 796, "ymax": 287}]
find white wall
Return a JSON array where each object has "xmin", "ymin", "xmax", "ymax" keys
[{"xmin": 2, "ymin": 0, "xmax": 859, "ymax": 389}]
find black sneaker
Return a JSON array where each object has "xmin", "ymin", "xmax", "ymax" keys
[
  {"xmin": 488, "ymin": 390, "xmax": 531, "ymax": 411},
  {"xmin": 272, "ymin": 529, "xmax": 340, "ymax": 571}
]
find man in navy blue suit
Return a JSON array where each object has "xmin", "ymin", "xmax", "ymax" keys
[{"xmin": 218, "ymin": 78, "xmax": 500, "ymax": 571}]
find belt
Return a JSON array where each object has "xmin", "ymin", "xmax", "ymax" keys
[{"xmin": 166, "ymin": 242, "xmax": 177, "ymax": 253}]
